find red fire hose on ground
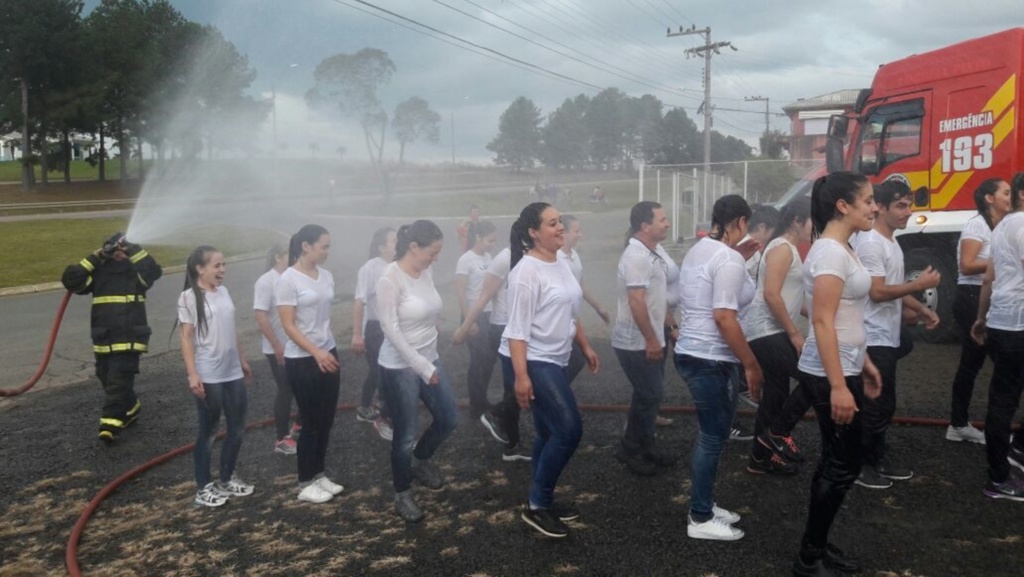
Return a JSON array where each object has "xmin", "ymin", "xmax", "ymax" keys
[
  {"xmin": 64, "ymin": 399, "xmax": 998, "ymax": 576},
  {"xmin": 0, "ymin": 291, "xmax": 72, "ymax": 398}
]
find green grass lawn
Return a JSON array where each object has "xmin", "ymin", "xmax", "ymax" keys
[
  {"xmin": 1, "ymin": 217, "xmax": 277, "ymax": 289},
  {"xmin": 0, "ymin": 159, "xmax": 147, "ymax": 182}
]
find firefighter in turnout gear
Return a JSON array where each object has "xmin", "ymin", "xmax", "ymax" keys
[{"xmin": 62, "ymin": 233, "xmax": 162, "ymax": 443}]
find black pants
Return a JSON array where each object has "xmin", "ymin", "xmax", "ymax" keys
[
  {"xmin": 566, "ymin": 341, "xmax": 586, "ymax": 384},
  {"xmin": 360, "ymin": 320, "xmax": 388, "ymax": 418},
  {"xmin": 95, "ymin": 353, "xmax": 140, "ymax": 428},
  {"xmin": 466, "ymin": 312, "xmax": 499, "ymax": 418},
  {"xmin": 497, "ymin": 350, "xmax": 522, "ymax": 449},
  {"xmin": 950, "ymin": 284, "xmax": 988, "ymax": 426},
  {"xmin": 266, "ymin": 354, "xmax": 300, "ymax": 440},
  {"xmin": 285, "ymin": 350, "xmax": 341, "ymax": 483},
  {"xmin": 862, "ymin": 346, "xmax": 898, "ymax": 467},
  {"xmin": 616, "ymin": 348, "xmax": 665, "ymax": 455},
  {"xmin": 798, "ymin": 372, "xmax": 865, "ymax": 560},
  {"xmin": 984, "ymin": 328, "xmax": 1024, "ymax": 483},
  {"xmin": 749, "ymin": 333, "xmax": 800, "ymax": 457}
]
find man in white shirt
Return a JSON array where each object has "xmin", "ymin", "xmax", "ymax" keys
[
  {"xmin": 612, "ymin": 202, "xmax": 677, "ymax": 476},
  {"xmin": 852, "ymin": 180, "xmax": 940, "ymax": 489}
]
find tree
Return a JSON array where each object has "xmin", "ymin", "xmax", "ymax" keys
[
  {"xmin": 759, "ymin": 128, "xmax": 788, "ymax": 160},
  {"xmin": 392, "ymin": 96, "xmax": 440, "ymax": 165},
  {"xmin": 623, "ymin": 94, "xmax": 663, "ymax": 165},
  {"xmin": 584, "ymin": 88, "xmax": 628, "ymax": 170},
  {"xmin": 654, "ymin": 107, "xmax": 700, "ymax": 165},
  {"xmin": 306, "ymin": 48, "xmax": 395, "ymax": 191},
  {"xmin": 0, "ymin": 0, "xmax": 85, "ymax": 190},
  {"xmin": 487, "ymin": 96, "xmax": 541, "ymax": 171},
  {"xmin": 541, "ymin": 96, "xmax": 588, "ymax": 170}
]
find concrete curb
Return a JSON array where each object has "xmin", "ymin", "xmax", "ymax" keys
[{"xmin": 0, "ymin": 251, "xmax": 266, "ymax": 298}]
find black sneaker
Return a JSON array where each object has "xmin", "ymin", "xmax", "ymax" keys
[
  {"xmin": 521, "ymin": 507, "xmax": 569, "ymax": 538},
  {"xmin": 792, "ymin": 555, "xmax": 846, "ymax": 577},
  {"xmin": 642, "ymin": 449, "xmax": 679, "ymax": 468},
  {"xmin": 549, "ymin": 501, "xmax": 580, "ymax": 522},
  {"xmin": 758, "ymin": 432, "xmax": 805, "ymax": 463},
  {"xmin": 1008, "ymin": 445, "xmax": 1024, "ymax": 473},
  {"xmin": 615, "ymin": 448, "xmax": 658, "ymax": 476},
  {"xmin": 747, "ymin": 453, "xmax": 799, "ymax": 476},
  {"xmin": 729, "ymin": 425, "xmax": 754, "ymax": 442},
  {"xmin": 824, "ymin": 543, "xmax": 862, "ymax": 573},
  {"xmin": 984, "ymin": 476, "xmax": 1024, "ymax": 502},
  {"xmin": 876, "ymin": 461, "xmax": 913, "ymax": 481},
  {"xmin": 412, "ymin": 460, "xmax": 445, "ymax": 491},
  {"xmin": 479, "ymin": 412, "xmax": 509, "ymax": 444},
  {"xmin": 502, "ymin": 444, "xmax": 532, "ymax": 462},
  {"xmin": 854, "ymin": 466, "xmax": 892, "ymax": 490}
]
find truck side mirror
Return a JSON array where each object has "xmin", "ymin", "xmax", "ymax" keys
[
  {"xmin": 914, "ymin": 186, "xmax": 928, "ymax": 207},
  {"xmin": 825, "ymin": 115, "xmax": 849, "ymax": 173}
]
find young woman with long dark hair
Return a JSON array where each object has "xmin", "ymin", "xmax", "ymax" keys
[
  {"xmin": 946, "ymin": 179, "xmax": 1012, "ymax": 444},
  {"xmin": 454, "ymin": 220, "xmax": 500, "ymax": 423},
  {"xmin": 178, "ymin": 246, "xmax": 254, "ymax": 508},
  {"xmin": 673, "ymin": 194, "xmax": 761, "ymax": 542},
  {"xmin": 352, "ymin": 227, "xmax": 397, "ymax": 441},
  {"xmin": 377, "ymin": 220, "xmax": 458, "ymax": 523},
  {"xmin": 791, "ymin": 172, "xmax": 881, "ymax": 576},
  {"xmin": 277, "ymin": 224, "xmax": 344, "ymax": 504},
  {"xmin": 502, "ymin": 202, "xmax": 599, "ymax": 538}
]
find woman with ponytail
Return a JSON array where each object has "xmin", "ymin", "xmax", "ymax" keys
[
  {"xmin": 254, "ymin": 243, "xmax": 301, "ymax": 455},
  {"xmin": 673, "ymin": 194, "xmax": 760, "ymax": 542},
  {"xmin": 352, "ymin": 227, "xmax": 397, "ymax": 441},
  {"xmin": 558, "ymin": 214, "xmax": 611, "ymax": 383},
  {"xmin": 791, "ymin": 172, "xmax": 881, "ymax": 576},
  {"xmin": 178, "ymin": 246, "xmax": 254, "ymax": 508},
  {"xmin": 276, "ymin": 224, "xmax": 344, "ymax": 505},
  {"xmin": 500, "ymin": 202, "xmax": 599, "ymax": 538},
  {"xmin": 945, "ymin": 178, "xmax": 1012, "ymax": 444},
  {"xmin": 453, "ymin": 220, "xmax": 500, "ymax": 423},
  {"xmin": 376, "ymin": 220, "xmax": 458, "ymax": 523}
]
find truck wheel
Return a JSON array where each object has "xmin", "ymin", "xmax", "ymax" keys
[{"xmin": 904, "ymin": 248, "xmax": 957, "ymax": 344}]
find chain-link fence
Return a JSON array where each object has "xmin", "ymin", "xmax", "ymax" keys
[{"xmin": 638, "ymin": 159, "xmax": 824, "ymax": 241}]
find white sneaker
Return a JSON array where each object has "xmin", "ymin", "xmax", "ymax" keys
[
  {"xmin": 687, "ymin": 514, "xmax": 744, "ymax": 541},
  {"xmin": 297, "ymin": 482, "xmax": 334, "ymax": 503},
  {"xmin": 374, "ymin": 417, "xmax": 394, "ymax": 441},
  {"xmin": 194, "ymin": 483, "xmax": 228, "ymax": 508},
  {"xmin": 315, "ymin": 475, "xmax": 345, "ymax": 496},
  {"xmin": 712, "ymin": 504, "xmax": 741, "ymax": 524},
  {"xmin": 946, "ymin": 424, "xmax": 986, "ymax": 444},
  {"xmin": 215, "ymin": 476, "xmax": 255, "ymax": 497}
]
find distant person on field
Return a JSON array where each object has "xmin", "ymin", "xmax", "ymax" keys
[
  {"xmin": 456, "ymin": 204, "xmax": 481, "ymax": 252},
  {"xmin": 590, "ymin": 186, "xmax": 605, "ymax": 204},
  {"xmin": 178, "ymin": 245, "xmax": 255, "ymax": 508},
  {"xmin": 254, "ymin": 243, "xmax": 301, "ymax": 455},
  {"xmin": 62, "ymin": 232, "xmax": 162, "ymax": 444}
]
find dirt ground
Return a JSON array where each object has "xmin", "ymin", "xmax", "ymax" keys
[{"xmin": 0, "ymin": 328, "xmax": 1019, "ymax": 577}]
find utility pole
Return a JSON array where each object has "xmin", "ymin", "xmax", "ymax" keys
[{"xmin": 667, "ymin": 25, "xmax": 735, "ymax": 205}]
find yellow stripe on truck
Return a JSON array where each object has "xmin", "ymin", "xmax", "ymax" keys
[
  {"xmin": 983, "ymin": 74, "xmax": 1016, "ymax": 117},
  {"xmin": 993, "ymin": 107, "xmax": 1015, "ymax": 147}
]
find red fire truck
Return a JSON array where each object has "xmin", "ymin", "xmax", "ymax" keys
[{"xmin": 825, "ymin": 28, "xmax": 1023, "ymax": 342}]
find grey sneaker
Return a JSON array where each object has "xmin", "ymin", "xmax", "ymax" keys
[
  {"xmin": 946, "ymin": 424, "xmax": 986, "ymax": 444},
  {"xmin": 395, "ymin": 490, "xmax": 424, "ymax": 522},
  {"xmin": 854, "ymin": 466, "xmax": 893, "ymax": 489},
  {"xmin": 413, "ymin": 459, "xmax": 445, "ymax": 490},
  {"xmin": 356, "ymin": 405, "xmax": 380, "ymax": 422},
  {"xmin": 984, "ymin": 476, "xmax": 1024, "ymax": 502}
]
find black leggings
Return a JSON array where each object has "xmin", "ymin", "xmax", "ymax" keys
[
  {"xmin": 266, "ymin": 354, "xmax": 299, "ymax": 440},
  {"xmin": 749, "ymin": 332, "xmax": 800, "ymax": 457},
  {"xmin": 798, "ymin": 372, "xmax": 865, "ymax": 560},
  {"xmin": 360, "ymin": 320, "xmax": 387, "ymax": 417},
  {"xmin": 466, "ymin": 313, "xmax": 499, "ymax": 417},
  {"xmin": 950, "ymin": 284, "xmax": 988, "ymax": 426},
  {"xmin": 285, "ymin": 350, "xmax": 341, "ymax": 483}
]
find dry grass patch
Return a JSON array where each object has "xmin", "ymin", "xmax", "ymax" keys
[{"xmin": 368, "ymin": 555, "xmax": 413, "ymax": 570}]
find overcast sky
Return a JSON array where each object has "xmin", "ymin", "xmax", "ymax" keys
[{"xmin": 84, "ymin": 0, "xmax": 1022, "ymax": 164}]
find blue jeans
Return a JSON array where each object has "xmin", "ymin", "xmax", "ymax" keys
[
  {"xmin": 674, "ymin": 354, "xmax": 738, "ymax": 521},
  {"xmin": 194, "ymin": 378, "xmax": 248, "ymax": 488},
  {"xmin": 525, "ymin": 360, "xmax": 583, "ymax": 509},
  {"xmin": 615, "ymin": 348, "xmax": 665, "ymax": 455},
  {"xmin": 380, "ymin": 360, "xmax": 458, "ymax": 492}
]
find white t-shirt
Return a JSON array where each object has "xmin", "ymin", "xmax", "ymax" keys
[
  {"xmin": 559, "ymin": 248, "xmax": 584, "ymax": 283},
  {"xmin": 178, "ymin": 286, "xmax": 243, "ymax": 384},
  {"xmin": 354, "ymin": 257, "xmax": 389, "ymax": 332},
  {"xmin": 798, "ymin": 239, "xmax": 872, "ymax": 377},
  {"xmin": 958, "ymin": 214, "xmax": 993, "ymax": 286},
  {"xmin": 455, "ymin": 250, "xmax": 494, "ymax": 314},
  {"xmin": 500, "ymin": 255, "xmax": 582, "ymax": 366},
  {"xmin": 656, "ymin": 244, "xmax": 681, "ymax": 310},
  {"xmin": 612, "ymin": 238, "xmax": 668, "ymax": 350},
  {"xmin": 487, "ymin": 248, "xmax": 512, "ymax": 326},
  {"xmin": 987, "ymin": 212, "xmax": 1024, "ymax": 331},
  {"xmin": 376, "ymin": 263, "xmax": 443, "ymax": 382},
  {"xmin": 852, "ymin": 229, "xmax": 904, "ymax": 348},
  {"xmin": 275, "ymin": 266, "xmax": 337, "ymax": 359},
  {"xmin": 742, "ymin": 237, "xmax": 804, "ymax": 342},
  {"xmin": 674, "ymin": 237, "xmax": 756, "ymax": 362},
  {"xmin": 253, "ymin": 269, "xmax": 288, "ymax": 356}
]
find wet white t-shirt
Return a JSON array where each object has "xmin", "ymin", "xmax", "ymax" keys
[
  {"xmin": 376, "ymin": 263, "xmax": 443, "ymax": 382},
  {"xmin": 455, "ymin": 250, "xmax": 494, "ymax": 314},
  {"xmin": 798, "ymin": 239, "xmax": 871, "ymax": 377},
  {"xmin": 355, "ymin": 257, "xmax": 389, "ymax": 331},
  {"xmin": 656, "ymin": 243, "xmax": 680, "ymax": 310},
  {"xmin": 178, "ymin": 286, "xmax": 243, "ymax": 384},
  {"xmin": 253, "ymin": 269, "xmax": 288, "ymax": 356},
  {"xmin": 500, "ymin": 255, "xmax": 582, "ymax": 366},
  {"xmin": 276, "ymin": 266, "xmax": 337, "ymax": 358},
  {"xmin": 742, "ymin": 237, "xmax": 804, "ymax": 342},
  {"xmin": 559, "ymin": 248, "xmax": 584, "ymax": 283},
  {"xmin": 852, "ymin": 229, "xmax": 904, "ymax": 348},
  {"xmin": 612, "ymin": 238, "xmax": 668, "ymax": 350},
  {"xmin": 674, "ymin": 237, "xmax": 756, "ymax": 362},
  {"xmin": 987, "ymin": 212, "xmax": 1024, "ymax": 331},
  {"xmin": 958, "ymin": 214, "xmax": 992, "ymax": 286},
  {"xmin": 486, "ymin": 248, "xmax": 512, "ymax": 326}
]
